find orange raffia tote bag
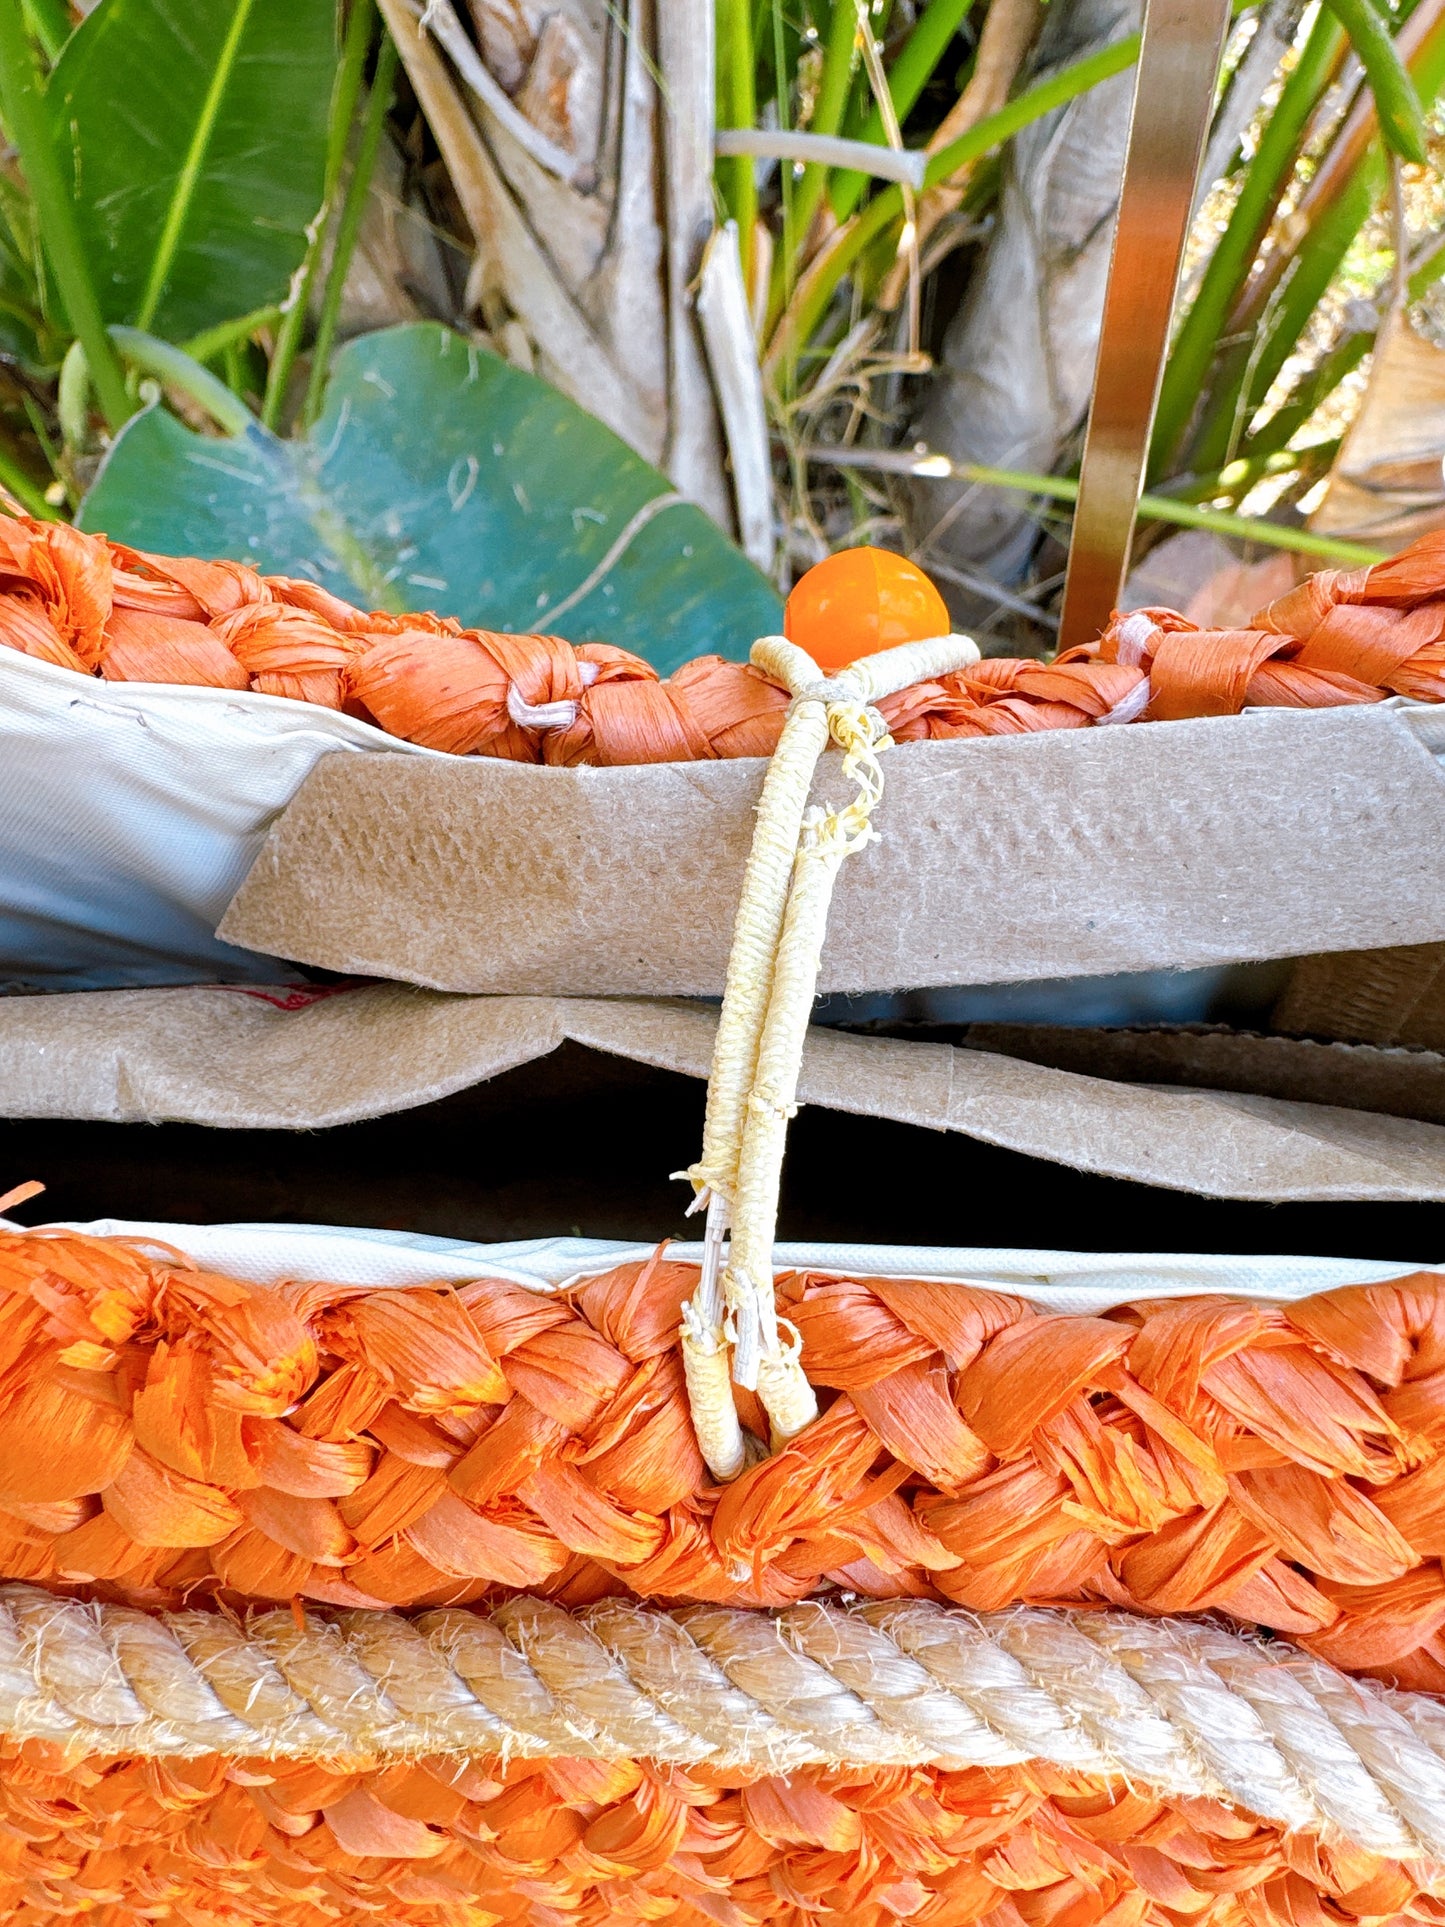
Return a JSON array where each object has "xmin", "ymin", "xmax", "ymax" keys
[{"xmin": 2, "ymin": 566, "xmax": 1445, "ymax": 1927}]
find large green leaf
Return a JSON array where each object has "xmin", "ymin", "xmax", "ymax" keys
[
  {"xmin": 78, "ymin": 323, "xmax": 781, "ymax": 668},
  {"xmin": 49, "ymin": 0, "xmax": 333, "ymax": 339}
]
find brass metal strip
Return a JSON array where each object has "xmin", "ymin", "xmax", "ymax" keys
[{"xmin": 1057, "ymin": 0, "xmax": 1234, "ymax": 652}]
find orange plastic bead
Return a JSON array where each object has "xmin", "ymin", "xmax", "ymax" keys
[{"xmin": 783, "ymin": 548, "xmax": 950, "ymax": 672}]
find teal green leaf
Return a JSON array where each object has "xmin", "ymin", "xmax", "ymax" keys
[
  {"xmin": 49, "ymin": 0, "xmax": 333, "ymax": 340},
  {"xmin": 78, "ymin": 323, "xmax": 781, "ymax": 669}
]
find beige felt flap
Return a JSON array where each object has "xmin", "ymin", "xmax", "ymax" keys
[
  {"xmin": 958, "ymin": 1022, "xmax": 1445, "ymax": 1124},
  {"xmin": 218, "ymin": 705, "xmax": 1445, "ymax": 997},
  {"xmin": 5, "ymin": 984, "xmax": 1445, "ymax": 1201}
]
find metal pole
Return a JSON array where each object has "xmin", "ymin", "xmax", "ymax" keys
[{"xmin": 1056, "ymin": 0, "xmax": 1234, "ymax": 653}]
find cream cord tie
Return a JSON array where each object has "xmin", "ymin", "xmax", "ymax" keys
[{"xmin": 679, "ymin": 629, "xmax": 979, "ymax": 1480}]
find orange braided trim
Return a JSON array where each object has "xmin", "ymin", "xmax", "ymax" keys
[
  {"xmin": 2, "ymin": 1228, "xmax": 1444, "ymax": 1686},
  {"xmin": 2, "ymin": 1745, "xmax": 1438, "ymax": 1927},
  {"xmin": 1082, "ymin": 530, "xmax": 1445, "ymax": 720},
  {"xmin": 3, "ymin": 514, "xmax": 1442, "ymax": 761}
]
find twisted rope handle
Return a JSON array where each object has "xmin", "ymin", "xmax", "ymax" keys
[
  {"xmin": 680, "ymin": 631, "xmax": 979, "ymax": 1478},
  {"xmin": 6, "ymin": 1585, "xmax": 1445, "ymax": 1865}
]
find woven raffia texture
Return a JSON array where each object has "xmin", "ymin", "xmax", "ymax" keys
[
  {"xmin": 2, "ymin": 516, "xmax": 1443, "ymax": 757},
  {"xmin": 1088, "ymin": 543, "xmax": 1445, "ymax": 719},
  {"xmin": 4, "ymin": 1228, "xmax": 1445, "ymax": 1687},
  {"xmin": 5, "ymin": 1744, "xmax": 1445, "ymax": 1927}
]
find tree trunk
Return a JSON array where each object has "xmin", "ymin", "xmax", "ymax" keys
[{"xmin": 378, "ymin": 0, "xmax": 770, "ymax": 560}]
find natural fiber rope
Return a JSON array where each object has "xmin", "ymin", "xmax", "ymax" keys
[
  {"xmin": 5, "ymin": 1585, "xmax": 1445, "ymax": 1863},
  {"xmin": 680, "ymin": 630, "xmax": 978, "ymax": 1476}
]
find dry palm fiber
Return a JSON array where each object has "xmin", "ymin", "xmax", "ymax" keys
[
  {"xmin": 3, "ymin": 1223, "xmax": 1445, "ymax": 1688},
  {"xmin": 2, "ymin": 513, "xmax": 1445, "ymax": 758}
]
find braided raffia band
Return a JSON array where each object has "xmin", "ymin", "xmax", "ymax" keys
[
  {"xmin": 5, "ymin": 515, "xmax": 1445, "ymax": 756},
  {"xmin": 8, "ymin": 1586, "xmax": 1445, "ymax": 1865}
]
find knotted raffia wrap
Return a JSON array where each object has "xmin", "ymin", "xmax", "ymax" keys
[
  {"xmin": 5, "ymin": 1585, "xmax": 1445, "ymax": 1864},
  {"xmin": 6, "ymin": 513, "xmax": 1445, "ymax": 755},
  {"xmin": 679, "ymin": 630, "xmax": 979, "ymax": 1477}
]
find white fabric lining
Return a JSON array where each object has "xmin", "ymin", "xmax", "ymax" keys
[
  {"xmin": 0, "ymin": 650, "xmax": 434, "ymax": 990},
  {"xmin": 29, "ymin": 1219, "xmax": 1439, "ymax": 1313}
]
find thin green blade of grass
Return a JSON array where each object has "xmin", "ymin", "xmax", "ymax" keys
[
  {"xmin": 1190, "ymin": 175, "xmax": 1374, "ymax": 473},
  {"xmin": 300, "ymin": 34, "xmax": 398, "ymax": 430},
  {"xmin": 768, "ymin": 0, "xmax": 802, "ymax": 339},
  {"xmin": 765, "ymin": 0, "xmax": 861, "ymax": 329},
  {"xmin": 765, "ymin": 30, "xmax": 1141, "ymax": 371},
  {"xmin": 1322, "ymin": 0, "xmax": 1430, "ymax": 159},
  {"xmin": 830, "ymin": 0, "xmax": 978, "ymax": 220},
  {"xmin": 1239, "ymin": 333, "xmax": 1373, "ymax": 461},
  {"xmin": 977, "ymin": 466, "xmax": 1388, "ymax": 560},
  {"xmin": 21, "ymin": 0, "xmax": 70, "ymax": 64},
  {"xmin": 1186, "ymin": 0, "xmax": 1445, "ymax": 476},
  {"xmin": 133, "ymin": 0, "xmax": 257, "ymax": 333},
  {"xmin": 1242, "ymin": 233, "xmax": 1445, "ymax": 460},
  {"xmin": 261, "ymin": 0, "xmax": 376, "ymax": 431},
  {"xmin": 0, "ymin": 3, "xmax": 129, "ymax": 430},
  {"xmin": 109, "ymin": 326, "xmax": 254, "ymax": 435},
  {"xmin": 0, "ymin": 425, "xmax": 55, "ymax": 517},
  {"xmin": 718, "ymin": 0, "xmax": 759, "ymax": 285},
  {"xmin": 815, "ymin": 445, "xmax": 1389, "ymax": 559},
  {"xmin": 185, "ymin": 304, "xmax": 283, "ymax": 369},
  {"xmin": 54, "ymin": 322, "xmax": 255, "ymax": 443},
  {"xmin": 1155, "ymin": 437, "xmax": 1341, "ymax": 506}
]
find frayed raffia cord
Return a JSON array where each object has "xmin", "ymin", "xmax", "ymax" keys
[
  {"xmin": 7, "ymin": 1585, "xmax": 1445, "ymax": 1866},
  {"xmin": 680, "ymin": 630, "xmax": 979, "ymax": 1479}
]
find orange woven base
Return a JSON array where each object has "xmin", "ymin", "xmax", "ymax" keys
[
  {"xmin": 2, "ymin": 1227, "xmax": 1444, "ymax": 1684},
  {"xmin": 4, "ymin": 1745, "xmax": 1438, "ymax": 1927}
]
